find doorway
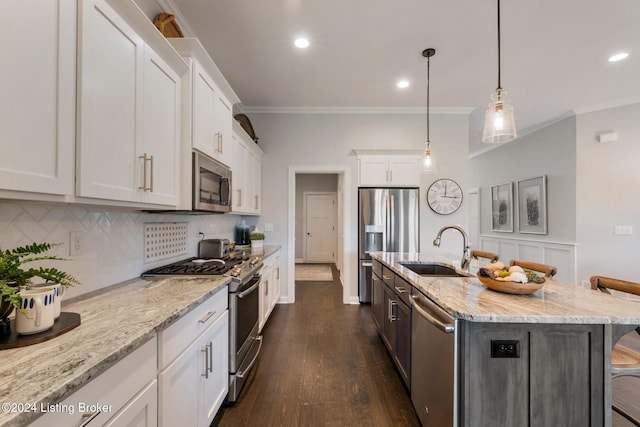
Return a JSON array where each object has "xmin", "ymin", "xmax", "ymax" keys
[{"xmin": 288, "ymin": 166, "xmax": 352, "ymax": 304}]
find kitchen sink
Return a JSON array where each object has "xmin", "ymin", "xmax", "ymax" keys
[{"xmin": 399, "ymin": 262, "xmax": 473, "ymax": 277}]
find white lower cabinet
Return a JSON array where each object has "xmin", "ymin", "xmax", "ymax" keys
[
  {"xmin": 29, "ymin": 337, "xmax": 157, "ymax": 427},
  {"xmin": 259, "ymin": 251, "xmax": 281, "ymax": 331},
  {"xmin": 158, "ymin": 287, "xmax": 229, "ymax": 427}
]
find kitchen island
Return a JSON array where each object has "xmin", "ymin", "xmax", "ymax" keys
[
  {"xmin": 371, "ymin": 252, "xmax": 640, "ymax": 427},
  {"xmin": 0, "ymin": 275, "xmax": 229, "ymax": 427}
]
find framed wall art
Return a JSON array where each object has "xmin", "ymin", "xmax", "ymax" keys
[
  {"xmin": 491, "ymin": 182, "xmax": 513, "ymax": 232},
  {"xmin": 517, "ymin": 175, "xmax": 547, "ymax": 234}
]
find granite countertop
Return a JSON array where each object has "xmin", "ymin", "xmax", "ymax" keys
[
  {"xmin": 0, "ymin": 275, "xmax": 229, "ymax": 427},
  {"xmin": 372, "ymin": 252, "xmax": 640, "ymax": 325}
]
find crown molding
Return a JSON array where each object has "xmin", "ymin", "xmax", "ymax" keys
[
  {"xmin": 573, "ymin": 97, "xmax": 640, "ymax": 116},
  {"xmin": 239, "ymin": 105, "xmax": 474, "ymax": 115}
]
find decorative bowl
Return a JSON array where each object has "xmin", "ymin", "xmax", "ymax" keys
[{"xmin": 477, "ymin": 275, "xmax": 545, "ymax": 295}]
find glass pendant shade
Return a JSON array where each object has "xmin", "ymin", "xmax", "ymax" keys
[
  {"xmin": 482, "ymin": 88, "xmax": 516, "ymax": 143},
  {"xmin": 423, "ymin": 141, "xmax": 434, "ymax": 171}
]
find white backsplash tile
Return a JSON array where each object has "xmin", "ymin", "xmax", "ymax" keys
[{"xmin": 0, "ymin": 202, "xmax": 241, "ymax": 299}]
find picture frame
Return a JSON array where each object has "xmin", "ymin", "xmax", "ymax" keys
[
  {"xmin": 517, "ymin": 175, "xmax": 547, "ymax": 234},
  {"xmin": 491, "ymin": 182, "xmax": 513, "ymax": 232}
]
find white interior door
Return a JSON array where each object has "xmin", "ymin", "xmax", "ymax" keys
[{"xmin": 305, "ymin": 193, "xmax": 337, "ymax": 262}]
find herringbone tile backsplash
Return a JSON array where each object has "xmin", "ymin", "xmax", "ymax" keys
[{"xmin": 0, "ymin": 202, "xmax": 241, "ymax": 298}]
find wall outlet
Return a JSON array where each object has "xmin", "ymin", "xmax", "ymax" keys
[
  {"xmin": 69, "ymin": 231, "xmax": 84, "ymax": 256},
  {"xmin": 264, "ymin": 223, "xmax": 274, "ymax": 232}
]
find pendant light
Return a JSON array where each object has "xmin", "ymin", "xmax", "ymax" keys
[
  {"xmin": 482, "ymin": 0, "xmax": 517, "ymax": 143},
  {"xmin": 423, "ymin": 48, "xmax": 436, "ymax": 170}
]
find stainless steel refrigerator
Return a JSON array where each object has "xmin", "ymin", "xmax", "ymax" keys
[{"xmin": 358, "ymin": 188, "xmax": 419, "ymax": 303}]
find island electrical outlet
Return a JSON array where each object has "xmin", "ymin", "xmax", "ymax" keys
[{"xmin": 491, "ymin": 340, "xmax": 520, "ymax": 358}]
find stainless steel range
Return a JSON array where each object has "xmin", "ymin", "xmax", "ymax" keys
[{"xmin": 142, "ymin": 251, "xmax": 263, "ymax": 403}]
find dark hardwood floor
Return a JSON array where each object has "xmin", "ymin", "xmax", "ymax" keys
[{"xmin": 214, "ymin": 264, "xmax": 420, "ymax": 427}]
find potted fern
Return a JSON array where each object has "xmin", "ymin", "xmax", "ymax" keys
[{"xmin": 0, "ymin": 243, "xmax": 79, "ymax": 335}]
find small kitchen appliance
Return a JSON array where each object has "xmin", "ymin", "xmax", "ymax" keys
[{"xmin": 198, "ymin": 238, "xmax": 230, "ymax": 259}]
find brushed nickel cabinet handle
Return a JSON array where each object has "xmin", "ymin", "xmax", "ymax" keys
[
  {"xmin": 198, "ymin": 310, "xmax": 216, "ymax": 324},
  {"xmin": 78, "ymin": 411, "xmax": 101, "ymax": 427}
]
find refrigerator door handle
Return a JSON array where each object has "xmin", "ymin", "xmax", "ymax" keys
[{"xmin": 389, "ymin": 194, "xmax": 395, "ymax": 251}]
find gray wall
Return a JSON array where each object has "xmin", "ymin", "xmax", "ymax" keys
[
  {"xmin": 576, "ymin": 102, "xmax": 640, "ymax": 284},
  {"xmin": 469, "ymin": 116, "xmax": 577, "ymax": 242},
  {"xmin": 249, "ymin": 111, "xmax": 470, "ymax": 303}
]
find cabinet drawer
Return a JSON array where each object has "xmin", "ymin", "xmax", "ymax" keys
[
  {"xmin": 393, "ymin": 275, "xmax": 412, "ymax": 307},
  {"xmin": 30, "ymin": 337, "xmax": 157, "ymax": 427},
  {"xmin": 381, "ymin": 266, "xmax": 395, "ymax": 286},
  {"xmin": 372, "ymin": 260, "xmax": 382, "ymax": 278},
  {"xmin": 158, "ymin": 285, "xmax": 228, "ymax": 368}
]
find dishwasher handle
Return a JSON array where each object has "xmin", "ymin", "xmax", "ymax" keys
[{"xmin": 411, "ymin": 294, "xmax": 455, "ymax": 333}]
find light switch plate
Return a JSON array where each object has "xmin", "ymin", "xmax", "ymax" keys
[
  {"xmin": 614, "ymin": 225, "xmax": 633, "ymax": 235},
  {"xmin": 264, "ymin": 223, "xmax": 274, "ymax": 232}
]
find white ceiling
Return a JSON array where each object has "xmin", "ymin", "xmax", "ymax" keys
[{"xmin": 167, "ymin": 0, "xmax": 640, "ymax": 154}]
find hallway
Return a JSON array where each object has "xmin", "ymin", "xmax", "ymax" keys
[{"xmin": 214, "ymin": 264, "xmax": 420, "ymax": 426}]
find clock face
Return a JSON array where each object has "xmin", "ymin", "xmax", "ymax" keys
[{"xmin": 427, "ymin": 179, "xmax": 463, "ymax": 215}]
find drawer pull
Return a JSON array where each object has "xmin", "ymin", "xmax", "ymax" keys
[
  {"xmin": 78, "ymin": 411, "xmax": 101, "ymax": 427},
  {"xmin": 198, "ymin": 310, "xmax": 216, "ymax": 324},
  {"xmin": 394, "ymin": 286, "xmax": 408, "ymax": 294}
]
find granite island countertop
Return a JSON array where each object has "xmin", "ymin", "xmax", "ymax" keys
[
  {"xmin": 372, "ymin": 252, "xmax": 640, "ymax": 325},
  {"xmin": 0, "ymin": 275, "xmax": 230, "ymax": 427}
]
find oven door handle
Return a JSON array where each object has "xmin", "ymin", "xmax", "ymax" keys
[
  {"xmin": 236, "ymin": 335, "xmax": 263, "ymax": 379},
  {"xmin": 237, "ymin": 278, "xmax": 260, "ymax": 298}
]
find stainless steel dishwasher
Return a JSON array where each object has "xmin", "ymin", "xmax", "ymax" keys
[{"xmin": 411, "ymin": 291, "xmax": 458, "ymax": 426}]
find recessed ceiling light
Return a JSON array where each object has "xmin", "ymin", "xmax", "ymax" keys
[
  {"xmin": 397, "ymin": 80, "xmax": 410, "ymax": 89},
  {"xmin": 294, "ymin": 38, "xmax": 309, "ymax": 49},
  {"xmin": 609, "ymin": 52, "xmax": 629, "ymax": 62}
]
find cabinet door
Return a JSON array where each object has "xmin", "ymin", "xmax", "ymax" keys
[
  {"xmin": 198, "ymin": 311, "xmax": 229, "ymax": 427},
  {"xmin": 140, "ymin": 45, "xmax": 181, "ymax": 206},
  {"xmin": 382, "ymin": 284, "xmax": 396, "ymax": 354},
  {"xmin": 232, "ymin": 134, "xmax": 248, "ymax": 213},
  {"xmin": 259, "ymin": 270, "xmax": 271, "ymax": 332},
  {"xmin": 388, "ymin": 157, "xmax": 419, "ymax": 186},
  {"xmin": 371, "ymin": 273, "xmax": 383, "ymax": 332},
  {"xmin": 359, "ymin": 158, "xmax": 389, "ymax": 186},
  {"xmin": 77, "ymin": 0, "xmax": 143, "ymax": 202},
  {"xmin": 158, "ymin": 338, "xmax": 200, "ymax": 427},
  {"xmin": 213, "ymin": 93, "xmax": 233, "ymax": 167},
  {"xmin": 394, "ymin": 299, "xmax": 411, "ymax": 388},
  {"xmin": 192, "ymin": 62, "xmax": 217, "ymax": 159},
  {"xmin": 0, "ymin": 0, "xmax": 75, "ymax": 196},
  {"xmin": 248, "ymin": 149, "xmax": 262, "ymax": 214},
  {"xmin": 104, "ymin": 380, "xmax": 158, "ymax": 427}
]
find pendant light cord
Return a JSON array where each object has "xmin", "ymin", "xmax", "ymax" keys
[
  {"xmin": 427, "ymin": 55, "xmax": 431, "ymax": 142},
  {"xmin": 497, "ymin": 0, "xmax": 502, "ymax": 90}
]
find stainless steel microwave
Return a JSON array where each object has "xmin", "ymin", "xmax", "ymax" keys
[{"xmin": 193, "ymin": 152, "xmax": 231, "ymax": 213}]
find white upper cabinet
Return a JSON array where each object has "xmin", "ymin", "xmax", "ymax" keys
[
  {"xmin": 357, "ymin": 152, "xmax": 421, "ymax": 187},
  {"xmin": 139, "ymin": 45, "xmax": 182, "ymax": 206},
  {"xmin": 77, "ymin": 0, "xmax": 143, "ymax": 203},
  {"xmin": 169, "ymin": 38, "xmax": 239, "ymax": 168},
  {"xmin": 76, "ymin": 0, "xmax": 187, "ymax": 206},
  {"xmin": 231, "ymin": 121, "xmax": 262, "ymax": 215},
  {"xmin": 0, "ymin": 0, "xmax": 75, "ymax": 197}
]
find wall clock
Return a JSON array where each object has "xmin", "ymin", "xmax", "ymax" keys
[{"xmin": 427, "ymin": 178, "xmax": 463, "ymax": 215}]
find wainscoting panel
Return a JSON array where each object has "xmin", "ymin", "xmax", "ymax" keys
[{"xmin": 478, "ymin": 235, "xmax": 577, "ymax": 283}]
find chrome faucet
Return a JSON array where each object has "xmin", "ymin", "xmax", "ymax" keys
[{"xmin": 433, "ymin": 225, "xmax": 471, "ymax": 271}]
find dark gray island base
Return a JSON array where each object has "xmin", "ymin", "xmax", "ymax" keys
[{"xmin": 370, "ymin": 252, "xmax": 640, "ymax": 427}]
